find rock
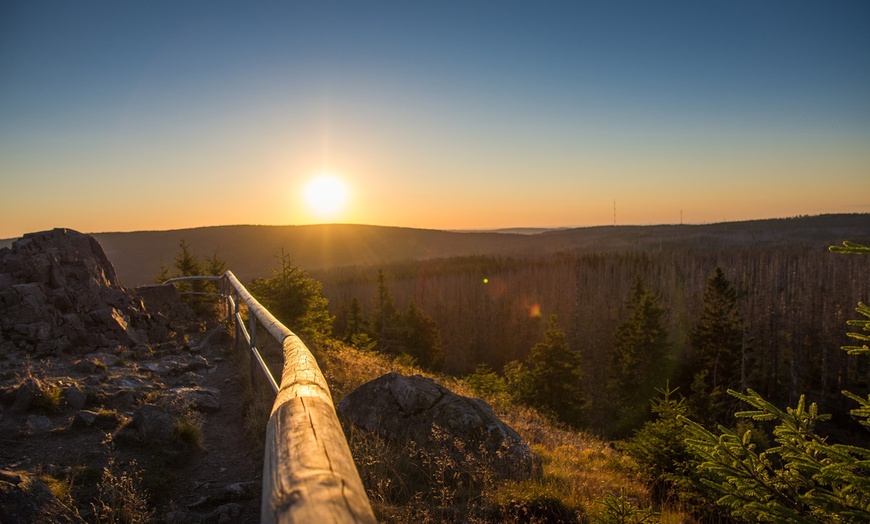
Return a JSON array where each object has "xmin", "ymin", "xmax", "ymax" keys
[
  {"xmin": 220, "ymin": 481, "xmax": 259, "ymax": 500},
  {"xmin": 132, "ymin": 284, "xmax": 190, "ymax": 319},
  {"xmin": 0, "ymin": 471, "xmax": 84, "ymax": 523},
  {"xmin": 160, "ymin": 387, "xmax": 221, "ymax": 414},
  {"xmin": 0, "ymin": 469, "xmax": 22, "ymax": 484},
  {"xmin": 25, "ymin": 415, "xmax": 52, "ymax": 432},
  {"xmin": 339, "ymin": 372, "xmax": 540, "ymax": 481},
  {"xmin": 164, "ymin": 510, "xmax": 203, "ymax": 524},
  {"xmin": 72, "ymin": 409, "xmax": 98, "ymax": 428},
  {"xmin": 72, "ymin": 409, "xmax": 120, "ymax": 429},
  {"xmin": 108, "ymin": 375, "xmax": 152, "ymax": 389},
  {"xmin": 62, "ymin": 385, "xmax": 87, "ymax": 410},
  {"xmin": 0, "ymin": 228, "xmax": 171, "ymax": 357},
  {"xmin": 132, "ymin": 404, "xmax": 175, "ymax": 442},
  {"xmin": 193, "ymin": 326, "xmax": 227, "ymax": 351},
  {"xmin": 11, "ymin": 377, "xmax": 42, "ymax": 413},
  {"xmin": 208, "ymin": 503, "xmax": 242, "ymax": 524},
  {"xmin": 183, "ymin": 355, "xmax": 211, "ymax": 373},
  {"xmin": 174, "ymin": 372, "xmax": 206, "ymax": 387}
]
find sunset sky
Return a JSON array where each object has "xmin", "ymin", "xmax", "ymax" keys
[{"xmin": 1, "ymin": 1, "xmax": 868, "ymax": 239}]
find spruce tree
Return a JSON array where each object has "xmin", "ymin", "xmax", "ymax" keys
[
  {"xmin": 173, "ymin": 240, "xmax": 202, "ymax": 300},
  {"xmin": 344, "ymin": 297, "xmax": 366, "ymax": 341},
  {"xmin": 248, "ymin": 253, "xmax": 333, "ymax": 340},
  {"xmin": 688, "ymin": 266, "xmax": 746, "ymax": 425},
  {"xmin": 505, "ymin": 315, "xmax": 584, "ymax": 426},
  {"xmin": 370, "ymin": 269, "xmax": 398, "ymax": 345},
  {"xmin": 202, "ymin": 250, "xmax": 227, "ymax": 294},
  {"xmin": 401, "ymin": 301, "xmax": 442, "ymax": 369},
  {"xmin": 609, "ymin": 275, "xmax": 670, "ymax": 434}
]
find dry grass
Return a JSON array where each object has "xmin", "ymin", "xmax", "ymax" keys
[
  {"xmin": 318, "ymin": 339, "xmax": 665, "ymax": 522},
  {"xmin": 228, "ymin": 327, "xmax": 273, "ymax": 453},
  {"xmin": 173, "ymin": 410, "xmax": 205, "ymax": 450},
  {"xmin": 91, "ymin": 460, "xmax": 154, "ymax": 524}
]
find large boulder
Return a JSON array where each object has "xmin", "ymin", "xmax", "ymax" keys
[
  {"xmin": 0, "ymin": 228, "xmax": 167, "ymax": 355},
  {"xmin": 338, "ymin": 372, "xmax": 540, "ymax": 480}
]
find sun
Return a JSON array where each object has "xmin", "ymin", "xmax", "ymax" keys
[{"xmin": 303, "ymin": 174, "xmax": 349, "ymax": 218}]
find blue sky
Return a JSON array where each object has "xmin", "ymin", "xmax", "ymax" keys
[{"xmin": 1, "ymin": 1, "xmax": 868, "ymax": 237}]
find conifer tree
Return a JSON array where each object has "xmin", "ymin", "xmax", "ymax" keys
[
  {"xmin": 505, "ymin": 315, "xmax": 584, "ymax": 426},
  {"xmin": 401, "ymin": 301, "xmax": 442, "ymax": 369},
  {"xmin": 370, "ymin": 269, "xmax": 398, "ymax": 343},
  {"xmin": 154, "ymin": 260, "xmax": 171, "ymax": 284},
  {"xmin": 173, "ymin": 240, "xmax": 202, "ymax": 300},
  {"xmin": 681, "ymin": 242, "xmax": 870, "ymax": 523},
  {"xmin": 344, "ymin": 297, "xmax": 366, "ymax": 340},
  {"xmin": 609, "ymin": 275, "xmax": 670, "ymax": 433},
  {"xmin": 202, "ymin": 250, "xmax": 227, "ymax": 294},
  {"xmin": 248, "ymin": 253, "xmax": 333, "ymax": 340},
  {"xmin": 688, "ymin": 266, "xmax": 747, "ymax": 425}
]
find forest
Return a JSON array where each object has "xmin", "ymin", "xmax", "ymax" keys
[
  {"xmin": 158, "ymin": 231, "xmax": 870, "ymax": 521},
  {"xmin": 317, "ymin": 245, "xmax": 870, "ymax": 437}
]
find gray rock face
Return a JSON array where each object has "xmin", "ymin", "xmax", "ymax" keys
[
  {"xmin": 0, "ymin": 228, "xmax": 167, "ymax": 355},
  {"xmin": 338, "ymin": 372, "xmax": 540, "ymax": 480}
]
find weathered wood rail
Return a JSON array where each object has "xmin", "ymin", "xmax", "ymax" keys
[{"xmin": 164, "ymin": 272, "xmax": 376, "ymax": 523}]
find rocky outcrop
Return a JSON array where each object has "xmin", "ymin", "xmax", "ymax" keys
[
  {"xmin": 0, "ymin": 228, "xmax": 169, "ymax": 355},
  {"xmin": 338, "ymin": 372, "xmax": 540, "ymax": 481},
  {"xmin": 0, "ymin": 229, "xmax": 260, "ymax": 523},
  {"xmin": 0, "ymin": 470, "xmax": 84, "ymax": 524}
]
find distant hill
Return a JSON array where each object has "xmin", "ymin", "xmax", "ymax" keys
[{"xmin": 2, "ymin": 214, "xmax": 868, "ymax": 287}]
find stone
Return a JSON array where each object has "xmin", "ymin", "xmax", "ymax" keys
[
  {"xmin": 132, "ymin": 404, "xmax": 175, "ymax": 442},
  {"xmin": 208, "ymin": 503, "xmax": 243, "ymax": 524},
  {"xmin": 193, "ymin": 326, "xmax": 227, "ymax": 351},
  {"xmin": 25, "ymin": 414, "xmax": 53, "ymax": 432},
  {"xmin": 339, "ymin": 372, "xmax": 540, "ymax": 481},
  {"xmin": 0, "ymin": 469, "xmax": 22, "ymax": 484},
  {"xmin": 72, "ymin": 409, "xmax": 120, "ymax": 429},
  {"xmin": 0, "ymin": 471, "xmax": 84, "ymax": 523},
  {"xmin": 72, "ymin": 410, "xmax": 97, "ymax": 428},
  {"xmin": 11, "ymin": 377, "xmax": 42, "ymax": 413},
  {"xmin": 132, "ymin": 284, "xmax": 190, "ymax": 319},
  {"xmin": 174, "ymin": 372, "xmax": 206, "ymax": 387},
  {"xmin": 164, "ymin": 510, "xmax": 203, "ymax": 524},
  {"xmin": 62, "ymin": 385, "xmax": 87, "ymax": 410},
  {"xmin": 161, "ymin": 387, "xmax": 221, "ymax": 414},
  {"xmin": 0, "ymin": 228, "xmax": 172, "ymax": 357}
]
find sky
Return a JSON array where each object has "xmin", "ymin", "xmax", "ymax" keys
[{"xmin": 1, "ymin": 0, "xmax": 869, "ymax": 238}]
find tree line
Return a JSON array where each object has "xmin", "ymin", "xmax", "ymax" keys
[{"xmin": 317, "ymin": 246, "xmax": 870, "ymax": 436}]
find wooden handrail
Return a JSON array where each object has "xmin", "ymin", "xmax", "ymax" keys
[{"xmin": 163, "ymin": 272, "xmax": 376, "ymax": 523}]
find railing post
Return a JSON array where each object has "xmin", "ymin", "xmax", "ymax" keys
[
  {"xmin": 226, "ymin": 281, "xmax": 231, "ymax": 322},
  {"xmin": 233, "ymin": 289, "xmax": 241, "ymax": 351},
  {"xmin": 249, "ymin": 309, "xmax": 258, "ymax": 391}
]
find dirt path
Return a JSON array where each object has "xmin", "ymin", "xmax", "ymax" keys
[{"xmin": 160, "ymin": 333, "xmax": 264, "ymax": 523}]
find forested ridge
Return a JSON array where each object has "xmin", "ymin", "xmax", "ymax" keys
[
  {"xmin": 318, "ymin": 245, "xmax": 870, "ymax": 436},
  {"xmin": 13, "ymin": 213, "xmax": 866, "ymax": 287}
]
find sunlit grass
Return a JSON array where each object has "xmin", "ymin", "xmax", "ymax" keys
[{"xmin": 317, "ymin": 339, "xmax": 669, "ymax": 522}]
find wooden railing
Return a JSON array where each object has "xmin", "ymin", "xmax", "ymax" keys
[{"xmin": 163, "ymin": 272, "xmax": 376, "ymax": 523}]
